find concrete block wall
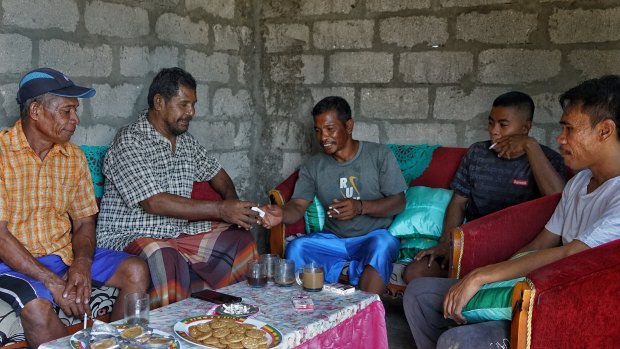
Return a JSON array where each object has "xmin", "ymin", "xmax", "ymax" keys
[
  {"xmin": 1, "ymin": 0, "xmax": 619, "ymax": 204},
  {"xmin": 259, "ymin": 0, "xmax": 620, "ymax": 192}
]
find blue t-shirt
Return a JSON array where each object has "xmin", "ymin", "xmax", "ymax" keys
[
  {"xmin": 292, "ymin": 141, "xmax": 407, "ymax": 238},
  {"xmin": 451, "ymin": 140, "xmax": 566, "ymax": 221}
]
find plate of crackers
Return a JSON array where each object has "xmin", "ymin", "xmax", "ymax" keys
[{"xmin": 173, "ymin": 315, "xmax": 282, "ymax": 349}]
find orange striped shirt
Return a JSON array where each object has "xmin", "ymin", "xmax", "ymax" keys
[{"xmin": 0, "ymin": 120, "xmax": 98, "ymax": 265}]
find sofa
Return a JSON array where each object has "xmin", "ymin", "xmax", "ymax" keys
[
  {"xmin": 0, "ymin": 146, "xmax": 223, "ymax": 348},
  {"xmin": 451, "ymin": 192, "xmax": 620, "ymax": 348},
  {"xmin": 268, "ymin": 146, "xmax": 468, "ymax": 297}
]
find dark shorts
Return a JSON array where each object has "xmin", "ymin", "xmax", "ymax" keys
[{"xmin": 0, "ymin": 248, "xmax": 131, "ymax": 315}]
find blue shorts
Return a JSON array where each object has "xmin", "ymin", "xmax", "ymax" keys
[
  {"xmin": 284, "ymin": 229, "xmax": 400, "ymax": 286},
  {"xmin": 0, "ymin": 248, "xmax": 131, "ymax": 315}
]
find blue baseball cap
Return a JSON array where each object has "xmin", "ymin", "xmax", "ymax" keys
[{"xmin": 16, "ymin": 67, "xmax": 96, "ymax": 105}]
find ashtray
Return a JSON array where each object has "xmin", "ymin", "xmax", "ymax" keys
[{"xmin": 215, "ymin": 302, "xmax": 259, "ymax": 317}]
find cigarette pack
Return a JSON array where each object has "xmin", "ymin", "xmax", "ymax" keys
[
  {"xmin": 323, "ymin": 283, "xmax": 356, "ymax": 295},
  {"xmin": 292, "ymin": 295, "xmax": 314, "ymax": 312}
]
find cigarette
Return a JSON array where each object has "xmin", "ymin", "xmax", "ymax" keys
[
  {"xmin": 251, "ymin": 206, "xmax": 265, "ymax": 218},
  {"xmin": 332, "ymin": 208, "xmax": 340, "ymax": 214},
  {"xmin": 489, "ymin": 142, "xmax": 497, "ymax": 150},
  {"xmin": 83, "ymin": 313, "xmax": 88, "ymax": 330}
]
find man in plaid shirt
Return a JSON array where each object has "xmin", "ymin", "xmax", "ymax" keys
[{"xmin": 0, "ymin": 68, "xmax": 149, "ymax": 347}]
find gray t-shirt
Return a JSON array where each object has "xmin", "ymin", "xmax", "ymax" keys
[{"xmin": 292, "ymin": 141, "xmax": 407, "ymax": 238}]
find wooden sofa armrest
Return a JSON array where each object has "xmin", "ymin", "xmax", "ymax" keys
[
  {"xmin": 450, "ymin": 193, "xmax": 561, "ymax": 278},
  {"xmin": 268, "ymin": 189, "xmax": 286, "ymax": 257},
  {"xmin": 511, "ymin": 238, "xmax": 620, "ymax": 349}
]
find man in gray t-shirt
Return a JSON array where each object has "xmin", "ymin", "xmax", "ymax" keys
[{"xmin": 259, "ymin": 96, "xmax": 407, "ymax": 295}]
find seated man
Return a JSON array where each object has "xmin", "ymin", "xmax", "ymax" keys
[
  {"xmin": 404, "ymin": 75, "xmax": 620, "ymax": 349},
  {"xmin": 0, "ymin": 68, "xmax": 149, "ymax": 347},
  {"xmin": 96, "ymin": 67, "xmax": 259, "ymax": 307},
  {"xmin": 259, "ymin": 96, "xmax": 407, "ymax": 295},
  {"xmin": 403, "ymin": 91, "xmax": 566, "ymax": 283}
]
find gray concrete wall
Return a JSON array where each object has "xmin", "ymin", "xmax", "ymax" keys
[{"xmin": 1, "ymin": 0, "xmax": 620, "ymax": 204}]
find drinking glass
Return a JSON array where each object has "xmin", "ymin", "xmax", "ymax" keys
[
  {"xmin": 295, "ymin": 262, "xmax": 324, "ymax": 291},
  {"xmin": 124, "ymin": 292, "xmax": 149, "ymax": 325},
  {"xmin": 259, "ymin": 254, "xmax": 280, "ymax": 281},
  {"xmin": 246, "ymin": 260, "xmax": 267, "ymax": 288},
  {"xmin": 274, "ymin": 259, "xmax": 295, "ymax": 287}
]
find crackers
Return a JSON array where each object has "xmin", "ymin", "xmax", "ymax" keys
[{"xmin": 186, "ymin": 319, "xmax": 269, "ymax": 349}]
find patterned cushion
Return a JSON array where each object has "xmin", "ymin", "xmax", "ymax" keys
[{"xmin": 0, "ymin": 286, "xmax": 118, "ymax": 346}]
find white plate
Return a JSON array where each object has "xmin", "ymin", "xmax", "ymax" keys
[
  {"xmin": 173, "ymin": 315, "xmax": 282, "ymax": 348},
  {"xmin": 69, "ymin": 325, "xmax": 180, "ymax": 349}
]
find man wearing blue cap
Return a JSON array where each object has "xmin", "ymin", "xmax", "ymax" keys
[{"xmin": 0, "ymin": 68, "xmax": 149, "ymax": 347}]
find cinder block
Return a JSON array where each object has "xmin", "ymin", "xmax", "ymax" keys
[
  {"xmin": 156, "ymin": 13, "xmax": 208, "ymax": 46},
  {"xmin": 280, "ymin": 152, "xmax": 304, "ymax": 180},
  {"xmin": 352, "ymin": 122, "xmax": 380, "ymax": 143},
  {"xmin": 568, "ymin": 50, "xmax": 620, "ymax": 79},
  {"xmin": 1, "ymin": 0, "xmax": 78, "ymax": 31},
  {"xmin": 330, "ymin": 52, "xmax": 393, "ymax": 83},
  {"xmin": 0, "ymin": 34, "xmax": 32, "ymax": 74},
  {"xmin": 313, "ymin": 20, "xmax": 373, "ymax": 49},
  {"xmin": 270, "ymin": 120, "xmax": 306, "ymax": 150},
  {"xmin": 550, "ymin": 8, "xmax": 620, "ymax": 44},
  {"xmin": 269, "ymin": 55, "xmax": 324, "ymax": 84},
  {"xmin": 237, "ymin": 59, "xmax": 247, "ymax": 86},
  {"xmin": 191, "ymin": 121, "xmax": 251, "ymax": 150},
  {"xmin": 90, "ymin": 84, "xmax": 142, "ymax": 119},
  {"xmin": 213, "ymin": 88, "xmax": 254, "ymax": 118},
  {"xmin": 380, "ymin": 16, "xmax": 448, "ymax": 47},
  {"xmin": 185, "ymin": 50, "xmax": 230, "ymax": 83},
  {"xmin": 385, "ymin": 122, "xmax": 457, "ymax": 147},
  {"xmin": 360, "ymin": 88, "xmax": 429, "ymax": 120},
  {"xmin": 440, "ymin": 0, "xmax": 509, "ymax": 7},
  {"xmin": 194, "ymin": 84, "xmax": 210, "ymax": 118},
  {"xmin": 214, "ymin": 24, "xmax": 240, "ymax": 51},
  {"xmin": 85, "ymin": 1, "xmax": 149, "ymax": 38},
  {"xmin": 310, "ymin": 87, "xmax": 355, "ymax": 108},
  {"xmin": 457, "ymin": 10, "xmax": 537, "ymax": 44},
  {"xmin": 400, "ymin": 51, "xmax": 472, "ymax": 83},
  {"xmin": 215, "ymin": 151, "xmax": 251, "ymax": 195},
  {"xmin": 187, "ymin": 0, "xmax": 235, "ymax": 19},
  {"xmin": 0, "ymin": 83, "xmax": 19, "ymax": 119},
  {"xmin": 72, "ymin": 124, "xmax": 118, "ymax": 146},
  {"xmin": 367, "ymin": 0, "xmax": 430, "ymax": 12},
  {"xmin": 532, "ymin": 92, "xmax": 563, "ymax": 125},
  {"xmin": 264, "ymin": 24, "xmax": 309, "ymax": 53},
  {"xmin": 120, "ymin": 46, "xmax": 179, "ymax": 77},
  {"xmin": 478, "ymin": 49, "xmax": 561, "ymax": 84},
  {"xmin": 434, "ymin": 86, "xmax": 509, "ymax": 121},
  {"xmin": 39, "ymin": 39, "xmax": 112, "ymax": 77},
  {"xmin": 300, "ymin": 0, "xmax": 356, "ymax": 15}
]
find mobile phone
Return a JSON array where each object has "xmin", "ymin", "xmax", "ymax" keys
[{"xmin": 191, "ymin": 289, "xmax": 242, "ymax": 304}]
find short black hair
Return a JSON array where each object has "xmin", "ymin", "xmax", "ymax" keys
[
  {"xmin": 147, "ymin": 67, "xmax": 197, "ymax": 109},
  {"xmin": 312, "ymin": 96, "xmax": 352, "ymax": 124},
  {"xmin": 559, "ymin": 75, "xmax": 620, "ymax": 136},
  {"xmin": 492, "ymin": 91, "xmax": 535, "ymax": 121}
]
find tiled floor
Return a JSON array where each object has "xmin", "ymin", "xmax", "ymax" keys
[{"xmin": 383, "ymin": 296, "xmax": 417, "ymax": 349}]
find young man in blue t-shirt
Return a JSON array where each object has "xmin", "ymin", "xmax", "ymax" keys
[{"xmin": 403, "ymin": 91, "xmax": 566, "ymax": 283}]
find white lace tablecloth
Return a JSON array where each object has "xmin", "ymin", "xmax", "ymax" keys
[{"xmin": 40, "ymin": 282, "xmax": 382, "ymax": 348}]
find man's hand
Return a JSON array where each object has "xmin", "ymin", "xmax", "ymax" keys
[
  {"xmin": 442, "ymin": 271, "xmax": 484, "ymax": 324},
  {"xmin": 414, "ymin": 241, "xmax": 450, "ymax": 269},
  {"xmin": 63, "ymin": 257, "xmax": 92, "ymax": 315},
  {"xmin": 328, "ymin": 198, "xmax": 362, "ymax": 220},
  {"xmin": 493, "ymin": 134, "xmax": 534, "ymax": 160},
  {"xmin": 218, "ymin": 200, "xmax": 259, "ymax": 230},
  {"xmin": 257, "ymin": 205, "xmax": 283, "ymax": 229},
  {"xmin": 45, "ymin": 276, "xmax": 83, "ymax": 317}
]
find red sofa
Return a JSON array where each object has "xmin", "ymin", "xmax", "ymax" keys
[
  {"xmin": 451, "ymin": 192, "xmax": 620, "ymax": 348},
  {"xmin": 268, "ymin": 146, "xmax": 468, "ymax": 296}
]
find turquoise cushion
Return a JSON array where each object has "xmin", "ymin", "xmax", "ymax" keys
[
  {"xmin": 304, "ymin": 196, "xmax": 326, "ymax": 234},
  {"xmin": 79, "ymin": 145, "xmax": 108, "ymax": 199},
  {"xmin": 461, "ymin": 251, "xmax": 535, "ymax": 323},
  {"xmin": 388, "ymin": 186, "xmax": 453, "ymax": 239},
  {"xmin": 397, "ymin": 237, "xmax": 438, "ymax": 262}
]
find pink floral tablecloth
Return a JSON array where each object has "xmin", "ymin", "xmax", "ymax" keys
[{"xmin": 40, "ymin": 282, "xmax": 388, "ymax": 349}]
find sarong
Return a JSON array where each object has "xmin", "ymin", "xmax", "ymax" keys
[{"xmin": 125, "ymin": 223, "xmax": 258, "ymax": 308}]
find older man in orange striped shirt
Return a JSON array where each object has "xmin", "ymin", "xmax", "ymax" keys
[{"xmin": 0, "ymin": 68, "xmax": 149, "ymax": 347}]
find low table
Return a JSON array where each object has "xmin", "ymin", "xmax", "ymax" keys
[{"xmin": 40, "ymin": 282, "xmax": 388, "ymax": 348}]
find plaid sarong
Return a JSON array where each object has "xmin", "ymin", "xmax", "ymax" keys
[{"xmin": 125, "ymin": 222, "xmax": 258, "ymax": 308}]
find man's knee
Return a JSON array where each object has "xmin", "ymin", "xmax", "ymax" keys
[
  {"xmin": 403, "ymin": 259, "xmax": 444, "ymax": 284},
  {"xmin": 21, "ymin": 298, "xmax": 60, "ymax": 327},
  {"xmin": 114, "ymin": 256, "xmax": 150, "ymax": 289}
]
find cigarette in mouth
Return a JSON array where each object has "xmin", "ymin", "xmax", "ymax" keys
[{"xmin": 489, "ymin": 142, "xmax": 497, "ymax": 150}]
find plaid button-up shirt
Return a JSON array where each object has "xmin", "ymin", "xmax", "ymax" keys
[
  {"xmin": 96, "ymin": 111, "xmax": 222, "ymax": 251},
  {"xmin": 0, "ymin": 120, "xmax": 98, "ymax": 265}
]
